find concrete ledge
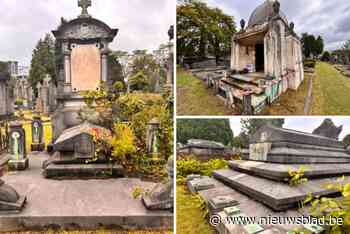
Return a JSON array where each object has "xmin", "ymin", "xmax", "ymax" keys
[
  {"xmin": 0, "ymin": 214, "xmax": 173, "ymax": 231},
  {"xmin": 43, "ymin": 163, "xmax": 125, "ymax": 179}
]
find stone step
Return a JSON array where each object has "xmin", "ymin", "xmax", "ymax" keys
[
  {"xmin": 43, "ymin": 163, "xmax": 125, "ymax": 179},
  {"xmin": 213, "ymin": 169, "xmax": 349, "ymax": 211},
  {"xmin": 229, "ymin": 160, "xmax": 350, "ymax": 181}
]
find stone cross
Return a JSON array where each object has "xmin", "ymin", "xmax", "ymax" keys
[{"xmin": 78, "ymin": 0, "xmax": 92, "ymax": 17}]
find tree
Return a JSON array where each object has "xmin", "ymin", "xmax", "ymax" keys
[
  {"xmin": 29, "ymin": 33, "xmax": 56, "ymax": 94},
  {"xmin": 301, "ymin": 33, "xmax": 324, "ymax": 58},
  {"xmin": 315, "ymin": 36, "xmax": 324, "ymax": 57},
  {"xmin": 108, "ymin": 53, "xmax": 125, "ymax": 89},
  {"xmin": 129, "ymin": 52, "xmax": 160, "ymax": 92},
  {"xmin": 321, "ymin": 51, "xmax": 331, "ymax": 62},
  {"xmin": 177, "ymin": 1, "xmax": 236, "ymax": 64},
  {"xmin": 128, "ymin": 71, "xmax": 149, "ymax": 91},
  {"xmin": 177, "ymin": 119, "xmax": 233, "ymax": 146},
  {"xmin": 343, "ymin": 134, "xmax": 350, "ymax": 146}
]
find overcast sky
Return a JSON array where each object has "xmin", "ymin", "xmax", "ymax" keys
[
  {"xmin": 205, "ymin": 0, "xmax": 350, "ymax": 53},
  {"xmin": 230, "ymin": 117, "xmax": 350, "ymax": 140},
  {"xmin": 0, "ymin": 0, "xmax": 174, "ymax": 66}
]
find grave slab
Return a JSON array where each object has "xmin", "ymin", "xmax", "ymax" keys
[
  {"xmin": 213, "ymin": 169, "xmax": 350, "ymax": 211},
  {"xmin": 229, "ymin": 160, "xmax": 350, "ymax": 181},
  {"xmin": 0, "ymin": 153, "xmax": 172, "ymax": 231}
]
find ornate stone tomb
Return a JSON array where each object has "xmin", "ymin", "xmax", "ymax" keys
[
  {"xmin": 8, "ymin": 122, "xmax": 28, "ymax": 170},
  {"xmin": 243, "ymin": 124, "xmax": 350, "ymax": 164}
]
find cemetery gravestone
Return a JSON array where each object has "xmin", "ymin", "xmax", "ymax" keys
[
  {"xmin": 30, "ymin": 116, "xmax": 45, "ymax": 151},
  {"xmin": 8, "ymin": 122, "xmax": 28, "ymax": 170},
  {"xmin": 43, "ymin": 0, "xmax": 123, "ymax": 178}
]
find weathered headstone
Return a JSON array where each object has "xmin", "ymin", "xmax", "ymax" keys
[
  {"xmin": 8, "ymin": 122, "xmax": 28, "ymax": 170},
  {"xmin": 142, "ymin": 157, "xmax": 173, "ymax": 210},
  {"xmin": 44, "ymin": 1, "xmax": 122, "ymax": 178},
  {"xmin": 30, "ymin": 116, "xmax": 45, "ymax": 151},
  {"xmin": 146, "ymin": 118, "xmax": 160, "ymax": 159}
]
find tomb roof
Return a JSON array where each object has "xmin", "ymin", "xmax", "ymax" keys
[{"xmin": 248, "ymin": 0, "xmax": 288, "ymax": 28}]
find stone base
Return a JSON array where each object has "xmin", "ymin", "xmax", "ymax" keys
[
  {"xmin": 31, "ymin": 143, "xmax": 45, "ymax": 152},
  {"xmin": 213, "ymin": 168, "xmax": 350, "ymax": 211},
  {"xmin": 0, "ymin": 195, "xmax": 26, "ymax": 214},
  {"xmin": 43, "ymin": 163, "xmax": 125, "ymax": 179},
  {"xmin": 8, "ymin": 158, "xmax": 29, "ymax": 171}
]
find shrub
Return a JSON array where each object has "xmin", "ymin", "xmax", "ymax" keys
[{"xmin": 176, "ymin": 157, "xmax": 228, "ymax": 179}]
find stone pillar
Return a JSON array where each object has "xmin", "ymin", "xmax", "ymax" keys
[
  {"xmin": 100, "ymin": 41, "xmax": 109, "ymax": 83},
  {"xmin": 230, "ymin": 39, "xmax": 236, "ymax": 70},
  {"xmin": 146, "ymin": 118, "xmax": 160, "ymax": 159},
  {"xmin": 63, "ymin": 42, "xmax": 72, "ymax": 93},
  {"xmin": 8, "ymin": 121, "xmax": 28, "ymax": 170},
  {"xmin": 242, "ymin": 93, "xmax": 253, "ymax": 115},
  {"xmin": 101, "ymin": 53, "xmax": 108, "ymax": 82}
]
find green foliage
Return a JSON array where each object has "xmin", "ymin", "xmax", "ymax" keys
[
  {"xmin": 29, "ymin": 34, "xmax": 56, "ymax": 93},
  {"xmin": 288, "ymin": 166, "xmax": 308, "ymax": 186},
  {"xmin": 177, "ymin": 1, "xmax": 236, "ymax": 62},
  {"xmin": 129, "ymin": 52, "xmax": 160, "ymax": 92},
  {"xmin": 132, "ymin": 186, "xmax": 145, "ymax": 199},
  {"xmin": 343, "ymin": 134, "xmax": 350, "ymax": 146},
  {"xmin": 14, "ymin": 98, "xmax": 24, "ymax": 106},
  {"xmin": 176, "ymin": 157, "xmax": 228, "ymax": 179},
  {"xmin": 129, "ymin": 71, "xmax": 149, "ymax": 91},
  {"xmin": 301, "ymin": 33, "xmax": 324, "ymax": 58},
  {"xmin": 303, "ymin": 178, "xmax": 350, "ymax": 233},
  {"xmin": 108, "ymin": 53, "xmax": 125, "ymax": 89},
  {"xmin": 177, "ymin": 119, "xmax": 233, "ymax": 145},
  {"xmin": 82, "ymin": 84, "xmax": 173, "ymax": 180}
]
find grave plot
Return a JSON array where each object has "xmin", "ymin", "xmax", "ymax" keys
[
  {"xmin": 185, "ymin": 120, "xmax": 350, "ymax": 234},
  {"xmin": 0, "ymin": 0, "xmax": 174, "ymax": 232}
]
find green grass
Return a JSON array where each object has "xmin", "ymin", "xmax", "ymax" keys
[
  {"xmin": 176, "ymin": 185, "xmax": 214, "ymax": 234},
  {"xmin": 261, "ymin": 72, "xmax": 312, "ymax": 115},
  {"xmin": 311, "ymin": 62, "xmax": 350, "ymax": 115},
  {"xmin": 176, "ymin": 69, "xmax": 233, "ymax": 115}
]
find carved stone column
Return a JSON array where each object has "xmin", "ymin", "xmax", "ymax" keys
[
  {"xmin": 63, "ymin": 42, "xmax": 72, "ymax": 93},
  {"xmin": 100, "ymin": 41, "xmax": 109, "ymax": 83}
]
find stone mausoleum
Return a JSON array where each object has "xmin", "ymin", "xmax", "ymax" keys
[{"xmin": 219, "ymin": 0, "xmax": 304, "ymax": 113}]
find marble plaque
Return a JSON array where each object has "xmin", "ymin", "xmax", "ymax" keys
[
  {"xmin": 71, "ymin": 44, "xmax": 101, "ymax": 91},
  {"xmin": 249, "ymin": 143, "xmax": 272, "ymax": 161}
]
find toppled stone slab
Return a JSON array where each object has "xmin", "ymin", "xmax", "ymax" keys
[
  {"xmin": 187, "ymin": 176, "xmax": 216, "ymax": 194},
  {"xmin": 43, "ymin": 163, "xmax": 124, "ymax": 179},
  {"xmin": 208, "ymin": 195, "xmax": 239, "ymax": 214},
  {"xmin": 229, "ymin": 160, "xmax": 350, "ymax": 181},
  {"xmin": 213, "ymin": 168, "xmax": 350, "ymax": 211},
  {"xmin": 198, "ymin": 180, "xmax": 298, "ymax": 233}
]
